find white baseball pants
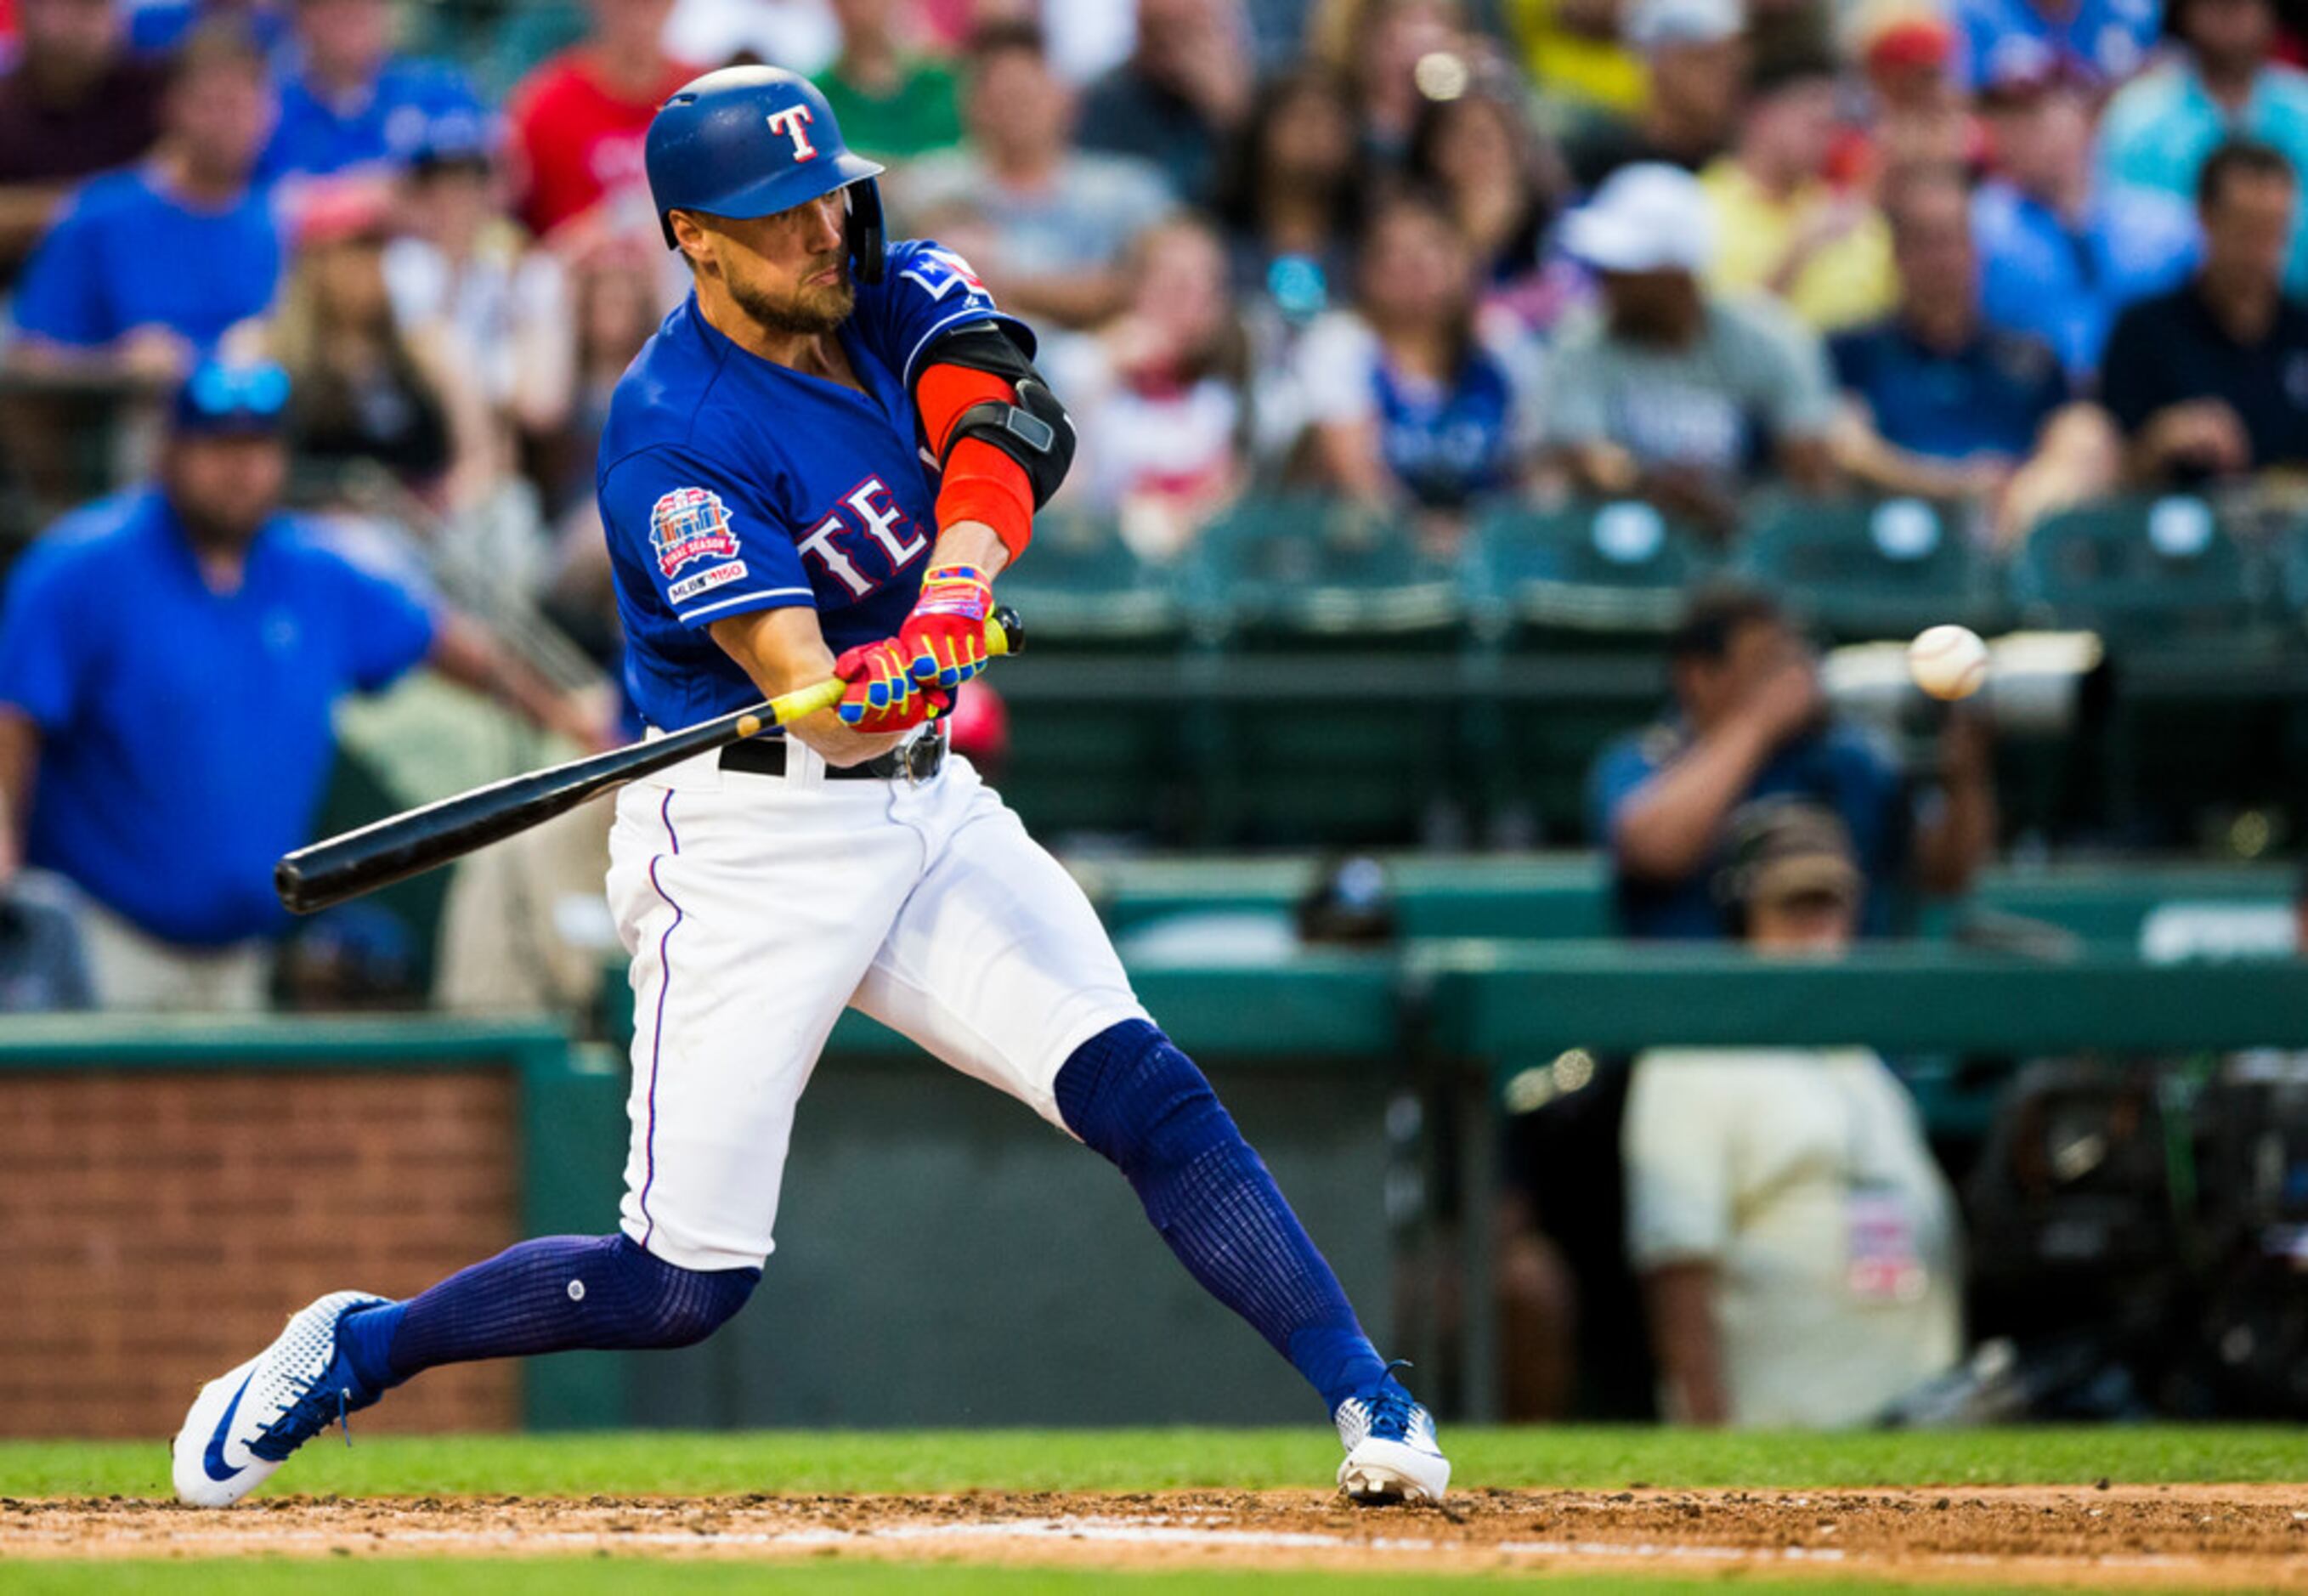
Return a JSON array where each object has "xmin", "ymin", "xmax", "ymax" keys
[{"xmin": 604, "ymin": 733, "xmax": 1150, "ymax": 1272}]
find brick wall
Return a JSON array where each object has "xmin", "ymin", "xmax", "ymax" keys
[{"xmin": 0, "ymin": 1069, "xmax": 522, "ymax": 1438}]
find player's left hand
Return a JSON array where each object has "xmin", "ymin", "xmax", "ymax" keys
[
  {"xmin": 897, "ymin": 564, "xmax": 994, "ymax": 690},
  {"xmin": 834, "ymin": 637, "xmax": 951, "ymax": 732}
]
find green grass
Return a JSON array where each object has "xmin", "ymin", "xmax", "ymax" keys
[
  {"xmin": 0, "ymin": 1566, "xmax": 2157, "ymax": 1596},
  {"xmin": 3, "ymin": 1425, "xmax": 2303, "ymax": 1500}
]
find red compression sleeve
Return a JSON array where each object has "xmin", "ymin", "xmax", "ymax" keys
[{"xmin": 916, "ymin": 362, "xmax": 1035, "ymax": 562}]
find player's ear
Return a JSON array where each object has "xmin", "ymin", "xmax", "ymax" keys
[{"xmin": 668, "ymin": 211, "xmax": 717, "ymax": 277}]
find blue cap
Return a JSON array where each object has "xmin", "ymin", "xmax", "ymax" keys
[
  {"xmin": 645, "ymin": 65, "xmax": 884, "ymax": 249},
  {"xmin": 408, "ymin": 107, "xmax": 496, "ymax": 172},
  {"xmin": 173, "ymin": 359, "xmax": 291, "ymax": 437}
]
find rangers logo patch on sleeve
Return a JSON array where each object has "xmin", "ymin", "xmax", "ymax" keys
[{"xmin": 651, "ymin": 487, "xmax": 742, "ymax": 578}]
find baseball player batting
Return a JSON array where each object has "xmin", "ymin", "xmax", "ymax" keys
[{"xmin": 172, "ymin": 66, "xmax": 1448, "ymax": 1508}]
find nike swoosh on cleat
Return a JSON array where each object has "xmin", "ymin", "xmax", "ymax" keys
[{"xmin": 201, "ymin": 1374, "xmax": 255, "ymax": 1483}]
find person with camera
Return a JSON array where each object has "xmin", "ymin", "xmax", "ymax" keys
[
  {"xmin": 1623, "ymin": 799, "xmax": 1965, "ymax": 1426},
  {"xmin": 1589, "ymin": 585, "xmax": 1996, "ymax": 939}
]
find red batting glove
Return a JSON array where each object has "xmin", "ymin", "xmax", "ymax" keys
[
  {"xmin": 834, "ymin": 638, "xmax": 951, "ymax": 732},
  {"xmin": 898, "ymin": 564, "xmax": 993, "ymax": 690}
]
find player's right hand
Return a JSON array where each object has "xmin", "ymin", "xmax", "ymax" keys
[{"xmin": 834, "ymin": 638, "xmax": 951, "ymax": 733}]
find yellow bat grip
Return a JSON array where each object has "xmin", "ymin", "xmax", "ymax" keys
[{"xmin": 737, "ymin": 612, "xmax": 1020, "ymax": 738}]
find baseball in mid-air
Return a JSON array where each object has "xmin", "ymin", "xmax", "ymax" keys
[{"xmin": 1909, "ymin": 625, "xmax": 1990, "ymax": 700}]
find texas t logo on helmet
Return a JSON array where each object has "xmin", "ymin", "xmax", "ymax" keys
[
  {"xmin": 765, "ymin": 105, "xmax": 818, "ymax": 161},
  {"xmin": 644, "ymin": 65, "xmax": 884, "ymax": 280}
]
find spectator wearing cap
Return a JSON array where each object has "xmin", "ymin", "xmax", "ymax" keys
[
  {"xmin": 1588, "ymin": 584, "xmax": 1995, "ymax": 939},
  {"xmin": 257, "ymin": 0, "xmax": 488, "ymax": 184},
  {"xmin": 809, "ymin": 0, "xmax": 964, "ymax": 163},
  {"xmin": 1971, "ymin": 59, "xmax": 2200, "ymax": 376},
  {"xmin": 507, "ymin": 0, "xmax": 698, "ymax": 241},
  {"xmin": 1699, "ymin": 52, "xmax": 1894, "ymax": 332},
  {"xmin": 1294, "ymin": 190, "xmax": 1540, "ymax": 523},
  {"xmin": 896, "ymin": 21, "xmax": 1173, "ymax": 330},
  {"xmin": 1845, "ymin": 7, "xmax": 1980, "ymax": 178},
  {"xmin": 0, "ymin": 0, "xmax": 169, "ymax": 279},
  {"xmin": 1559, "ymin": 0, "xmax": 1747, "ymax": 193},
  {"xmin": 9, "ymin": 19, "xmax": 280, "ymax": 382},
  {"xmin": 0, "ymin": 360, "xmax": 599, "ymax": 1010},
  {"xmin": 1546, "ymin": 163, "xmax": 1838, "ymax": 540},
  {"xmin": 1078, "ymin": 0, "xmax": 1253, "ymax": 205},
  {"xmin": 1950, "ymin": 0, "xmax": 2160, "ymax": 96},
  {"xmin": 1622, "ymin": 798, "xmax": 1965, "ymax": 1428},
  {"xmin": 1830, "ymin": 165, "xmax": 2118, "ymax": 545},
  {"xmin": 2101, "ymin": 139, "xmax": 2308, "ymax": 482},
  {"xmin": 2099, "ymin": 0, "xmax": 2308, "ymax": 294}
]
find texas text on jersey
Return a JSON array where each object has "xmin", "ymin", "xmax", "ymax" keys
[{"xmin": 598, "ymin": 241, "xmax": 1016, "ymax": 733}]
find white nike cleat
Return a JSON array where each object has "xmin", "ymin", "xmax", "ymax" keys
[
  {"xmin": 171, "ymin": 1290, "xmax": 391, "ymax": 1508},
  {"xmin": 1334, "ymin": 1365, "xmax": 1451, "ymax": 1505}
]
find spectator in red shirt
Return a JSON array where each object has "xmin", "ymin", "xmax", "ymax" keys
[{"xmin": 506, "ymin": 0, "xmax": 697, "ymax": 242}]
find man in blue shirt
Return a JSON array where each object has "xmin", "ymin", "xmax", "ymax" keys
[
  {"xmin": 10, "ymin": 20, "xmax": 281, "ymax": 381},
  {"xmin": 0, "ymin": 360, "xmax": 599, "ymax": 1010},
  {"xmin": 1588, "ymin": 586, "xmax": 1997, "ymax": 937},
  {"xmin": 1830, "ymin": 165, "xmax": 2117, "ymax": 543},
  {"xmin": 2098, "ymin": 0, "xmax": 2308, "ymax": 294},
  {"xmin": 1972, "ymin": 63, "xmax": 2200, "ymax": 376},
  {"xmin": 259, "ymin": 0, "xmax": 489, "ymax": 183}
]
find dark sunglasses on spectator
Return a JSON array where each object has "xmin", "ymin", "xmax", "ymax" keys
[{"xmin": 174, "ymin": 361, "xmax": 292, "ymax": 434}]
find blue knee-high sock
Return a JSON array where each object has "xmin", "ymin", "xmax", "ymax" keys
[
  {"xmin": 1055, "ymin": 1020, "xmax": 1392, "ymax": 1413},
  {"xmin": 336, "ymin": 1235, "xmax": 757, "ymax": 1391}
]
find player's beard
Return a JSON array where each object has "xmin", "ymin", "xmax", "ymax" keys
[{"xmin": 730, "ymin": 262, "xmax": 856, "ymax": 337}]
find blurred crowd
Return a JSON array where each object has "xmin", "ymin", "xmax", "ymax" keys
[
  {"xmin": 0, "ymin": 0, "xmax": 2294, "ymax": 999},
  {"xmin": 0, "ymin": 0, "xmax": 2296, "ymax": 565}
]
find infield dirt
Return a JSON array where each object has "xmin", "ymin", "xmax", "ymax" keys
[{"xmin": 6, "ymin": 1484, "xmax": 2308, "ymax": 1587}]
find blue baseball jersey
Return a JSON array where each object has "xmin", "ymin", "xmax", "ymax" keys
[{"xmin": 599, "ymin": 238, "xmax": 1027, "ymax": 733}]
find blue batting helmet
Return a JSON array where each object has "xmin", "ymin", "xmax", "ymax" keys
[{"xmin": 645, "ymin": 65, "xmax": 887, "ymax": 282}]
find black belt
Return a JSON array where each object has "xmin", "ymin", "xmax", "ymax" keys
[{"xmin": 719, "ymin": 730, "xmax": 948, "ymax": 784}]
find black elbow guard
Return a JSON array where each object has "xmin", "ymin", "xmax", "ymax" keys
[{"xmin": 917, "ymin": 322, "xmax": 1078, "ymax": 509}]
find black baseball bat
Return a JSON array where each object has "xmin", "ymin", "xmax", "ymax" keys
[{"xmin": 275, "ymin": 608, "xmax": 1024, "ymax": 916}]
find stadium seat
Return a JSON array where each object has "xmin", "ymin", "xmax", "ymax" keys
[
  {"xmin": 1460, "ymin": 497, "xmax": 1715, "ymax": 643},
  {"xmin": 1187, "ymin": 494, "xmax": 1462, "ymax": 647},
  {"xmin": 2011, "ymin": 496, "xmax": 2297, "ymax": 838},
  {"xmin": 989, "ymin": 509, "xmax": 1186, "ymax": 648},
  {"xmin": 1177, "ymin": 496, "xmax": 1462, "ymax": 844},
  {"xmin": 2011, "ymin": 495, "xmax": 2271, "ymax": 644},
  {"xmin": 1735, "ymin": 492, "xmax": 2000, "ymax": 642}
]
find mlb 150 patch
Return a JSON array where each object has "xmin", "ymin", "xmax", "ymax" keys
[
  {"xmin": 652, "ymin": 487, "xmax": 742, "ymax": 578},
  {"xmin": 669, "ymin": 561, "xmax": 750, "ymax": 605}
]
